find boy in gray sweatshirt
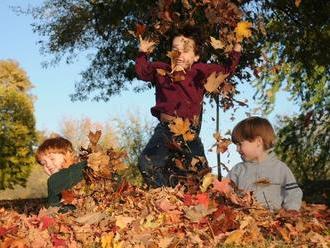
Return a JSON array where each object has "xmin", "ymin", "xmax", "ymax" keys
[{"xmin": 227, "ymin": 117, "xmax": 303, "ymax": 211}]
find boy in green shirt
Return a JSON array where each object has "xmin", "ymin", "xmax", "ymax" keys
[{"xmin": 36, "ymin": 136, "xmax": 87, "ymax": 212}]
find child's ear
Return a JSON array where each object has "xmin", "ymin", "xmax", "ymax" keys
[
  {"xmin": 256, "ymin": 136, "xmax": 264, "ymax": 148},
  {"xmin": 194, "ymin": 55, "xmax": 200, "ymax": 62}
]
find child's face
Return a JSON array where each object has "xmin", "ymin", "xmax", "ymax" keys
[
  {"xmin": 236, "ymin": 138, "xmax": 266, "ymax": 162},
  {"xmin": 172, "ymin": 35, "xmax": 200, "ymax": 70},
  {"xmin": 39, "ymin": 152, "xmax": 66, "ymax": 176}
]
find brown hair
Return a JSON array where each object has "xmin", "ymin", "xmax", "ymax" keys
[
  {"xmin": 35, "ymin": 136, "xmax": 76, "ymax": 165},
  {"xmin": 231, "ymin": 116, "xmax": 276, "ymax": 150},
  {"xmin": 172, "ymin": 25, "xmax": 203, "ymax": 55}
]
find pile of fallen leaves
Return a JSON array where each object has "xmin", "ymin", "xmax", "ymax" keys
[
  {"xmin": 1, "ymin": 173, "xmax": 329, "ymax": 247},
  {"xmin": 1, "ymin": 131, "xmax": 329, "ymax": 247}
]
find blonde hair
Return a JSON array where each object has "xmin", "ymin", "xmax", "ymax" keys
[
  {"xmin": 231, "ymin": 116, "xmax": 276, "ymax": 150},
  {"xmin": 36, "ymin": 136, "xmax": 77, "ymax": 167}
]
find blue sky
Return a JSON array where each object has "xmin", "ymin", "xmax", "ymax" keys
[{"xmin": 0, "ymin": 0, "xmax": 298, "ymax": 174}]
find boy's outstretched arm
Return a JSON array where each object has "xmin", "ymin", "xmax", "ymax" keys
[
  {"xmin": 135, "ymin": 36, "xmax": 158, "ymax": 83},
  {"xmin": 282, "ymin": 165, "xmax": 303, "ymax": 211}
]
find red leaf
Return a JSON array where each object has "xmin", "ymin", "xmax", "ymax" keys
[
  {"xmin": 135, "ymin": 23, "xmax": 147, "ymax": 37},
  {"xmin": 183, "ymin": 194, "xmax": 194, "ymax": 206},
  {"xmin": 40, "ymin": 216, "xmax": 56, "ymax": 230},
  {"xmin": 0, "ymin": 227, "xmax": 8, "ymax": 237},
  {"xmin": 195, "ymin": 193, "xmax": 210, "ymax": 208},
  {"xmin": 51, "ymin": 234, "xmax": 66, "ymax": 247}
]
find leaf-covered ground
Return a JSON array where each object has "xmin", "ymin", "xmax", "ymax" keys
[{"xmin": 0, "ymin": 174, "xmax": 329, "ymax": 248}]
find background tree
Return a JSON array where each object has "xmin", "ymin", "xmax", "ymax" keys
[
  {"xmin": 113, "ymin": 114, "xmax": 153, "ymax": 186},
  {"xmin": 0, "ymin": 60, "xmax": 37, "ymax": 190},
  {"xmin": 59, "ymin": 117, "xmax": 118, "ymax": 151},
  {"xmin": 56, "ymin": 114, "xmax": 153, "ymax": 186},
  {"xmin": 275, "ymin": 105, "xmax": 330, "ymax": 183}
]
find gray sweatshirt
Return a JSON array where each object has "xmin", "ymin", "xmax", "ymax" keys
[{"xmin": 227, "ymin": 152, "xmax": 303, "ymax": 211}]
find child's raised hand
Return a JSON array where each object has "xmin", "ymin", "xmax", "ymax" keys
[
  {"xmin": 139, "ymin": 35, "xmax": 157, "ymax": 54},
  {"xmin": 233, "ymin": 43, "xmax": 242, "ymax": 52}
]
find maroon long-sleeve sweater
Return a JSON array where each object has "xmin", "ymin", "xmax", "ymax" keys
[{"xmin": 135, "ymin": 51, "xmax": 241, "ymax": 120}]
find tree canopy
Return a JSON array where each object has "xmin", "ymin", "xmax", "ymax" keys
[
  {"xmin": 19, "ymin": 0, "xmax": 329, "ymax": 110},
  {"xmin": 0, "ymin": 60, "xmax": 37, "ymax": 190}
]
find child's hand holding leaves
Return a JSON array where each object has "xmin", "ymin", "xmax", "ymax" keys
[{"xmin": 139, "ymin": 35, "xmax": 157, "ymax": 54}]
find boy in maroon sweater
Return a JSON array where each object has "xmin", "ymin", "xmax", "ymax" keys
[{"xmin": 136, "ymin": 26, "xmax": 241, "ymax": 187}]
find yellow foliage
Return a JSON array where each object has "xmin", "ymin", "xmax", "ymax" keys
[
  {"xmin": 235, "ymin": 21, "xmax": 253, "ymax": 42},
  {"xmin": 0, "ymin": 60, "xmax": 33, "ymax": 92}
]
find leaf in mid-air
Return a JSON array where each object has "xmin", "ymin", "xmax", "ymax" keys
[
  {"xmin": 210, "ymin": 36, "xmax": 225, "ymax": 50},
  {"xmin": 204, "ymin": 72, "xmax": 229, "ymax": 93},
  {"xmin": 235, "ymin": 21, "xmax": 253, "ymax": 42}
]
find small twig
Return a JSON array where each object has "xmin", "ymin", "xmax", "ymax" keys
[
  {"xmin": 207, "ymin": 220, "xmax": 215, "ymax": 240},
  {"xmin": 220, "ymin": 162, "xmax": 230, "ymax": 172}
]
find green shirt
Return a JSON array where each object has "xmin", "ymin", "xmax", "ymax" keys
[{"xmin": 47, "ymin": 161, "xmax": 87, "ymax": 206}]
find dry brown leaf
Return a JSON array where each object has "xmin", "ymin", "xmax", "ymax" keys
[
  {"xmin": 115, "ymin": 215, "xmax": 135, "ymax": 229},
  {"xmin": 254, "ymin": 178, "xmax": 271, "ymax": 185},
  {"xmin": 204, "ymin": 71, "xmax": 229, "ymax": 93},
  {"xmin": 295, "ymin": 0, "xmax": 302, "ymax": 7},
  {"xmin": 210, "ymin": 36, "xmax": 225, "ymax": 50}
]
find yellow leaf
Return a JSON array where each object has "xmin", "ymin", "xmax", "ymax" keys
[
  {"xmin": 235, "ymin": 21, "xmax": 253, "ymax": 42},
  {"xmin": 169, "ymin": 118, "xmax": 190, "ymax": 136},
  {"xmin": 101, "ymin": 233, "xmax": 114, "ymax": 248},
  {"xmin": 210, "ymin": 36, "xmax": 225, "ymax": 50},
  {"xmin": 224, "ymin": 230, "xmax": 244, "ymax": 244},
  {"xmin": 115, "ymin": 215, "xmax": 135, "ymax": 229},
  {"xmin": 142, "ymin": 214, "xmax": 165, "ymax": 228},
  {"xmin": 200, "ymin": 173, "xmax": 215, "ymax": 192},
  {"xmin": 204, "ymin": 71, "xmax": 229, "ymax": 93}
]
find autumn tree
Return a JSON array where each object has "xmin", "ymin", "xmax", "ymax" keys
[{"xmin": 0, "ymin": 60, "xmax": 37, "ymax": 189}]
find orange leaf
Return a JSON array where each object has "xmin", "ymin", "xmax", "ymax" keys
[
  {"xmin": 217, "ymin": 138, "xmax": 231, "ymax": 153},
  {"xmin": 61, "ymin": 190, "xmax": 75, "ymax": 204},
  {"xmin": 168, "ymin": 117, "xmax": 195, "ymax": 141},
  {"xmin": 220, "ymin": 82, "xmax": 236, "ymax": 97}
]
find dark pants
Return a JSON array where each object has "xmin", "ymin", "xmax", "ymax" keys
[{"xmin": 138, "ymin": 122, "xmax": 208, "ymax": 187}]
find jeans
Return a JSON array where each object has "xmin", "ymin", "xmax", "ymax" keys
[{"xmin": 138, "ymin": 122, "xmax": 208, "ymax": 187}]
